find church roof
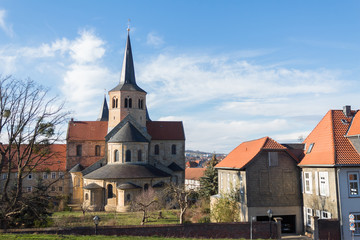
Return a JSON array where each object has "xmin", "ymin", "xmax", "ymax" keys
[
  {"xmin": 83, "ymin": 183, "xmax": 103, "ymax": 189},
  {"xmin": 96, "ymin": 95, "xmax": 109, "ymax": 121},
  {"xmin": 67, "ymin": 121, "xmax": 108, "ymax": 141},
  {"xmin": 117, "ymin": 182, "xmax": 141, "ymax": 190},
  {"xmin": 108, "ymin": 121, "xmax": 149, "ymax": 143},
  {"xmin": 110, "ymin": 32, "xmax": 146, "ymax": 93},
  {"xmin": 69, "ymin": 163, "xmax": 84, "ymax": 173},
  {"xmin": 146, "ymin": 121, "xmax": 185, "ymax": 140},
  {"xmin": 168, "ymin": 162, "xmax": 184, "ymax": 172},
  {"xmin": 83, "ymin": 163, "xmax": 171, "ymax": 180}
]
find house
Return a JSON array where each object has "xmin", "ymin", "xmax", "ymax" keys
[
  {"xmin": 299, "ymin": 106, "xmax": 360, "ymax": 239},
  {"xmin": 67, "ymin": 30, "xmax": 185, "ymax": 212},
  {"xmin": 0, "ymin": 144, "xmax": 68, "ymax": 203},
  {"xmin": 185, "ymin": 168, "xmax": 205, "ymax": 190},
  {"xmin": 213, "ymin": 136, "xmax": 303, "ymax": 234}
]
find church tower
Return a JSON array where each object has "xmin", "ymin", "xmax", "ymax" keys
[{"xmin": 108, "ymin": 30, "xmax": 147, "ymax": 132}]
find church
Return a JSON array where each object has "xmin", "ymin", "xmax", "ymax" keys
[{"xmin": 66, "ymin": 30, "xmax": 185, "ymax": 212}]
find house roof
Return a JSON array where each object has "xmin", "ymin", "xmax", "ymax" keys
[
  {"xmin": 108, "ymin": 122, "xmax": 149, "ymax": 143},
  {"xmin": 185, "ymin": 168, "xmax": 206, "ymax": 180},
  {"xmin": 347, "ymin": 110, "xmax": 360, "ymax": 136},
  {"xmin": 146, "ymin": 121, "xmax": 185, "ymax": 140},
  {"xmin": 3, "ymin": 144, "xmax": 67, "ymax": 172},
  {"xmin": 67, "ymin": 121, "xmax": 108, "ymax": 141},
  {"xmin": 83, "ymin": 163, "xmax": 171, "ymax": 180},
  {"xmin": 215, "ymin": 137, "xmax": 287, "ymax": 169},
  {"xmin": 299, "ymin": 110, "xmax": 360, "ymax": 166}
]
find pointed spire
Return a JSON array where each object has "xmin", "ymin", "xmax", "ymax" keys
[
  {"xmin": 110, "ymin": 30, "xmax": 146, "ymax": 93},
  {"xmin": 97, "ymin": 95, "xmax": 109, "ymax": 121}
]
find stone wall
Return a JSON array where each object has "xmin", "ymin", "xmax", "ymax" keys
[
  {"xmin": 1, "ymin": 222, "xmax": 280, "ymax": 239},
  {"xmin": 67, "ymin": 140, "xmax": 105, "ymax": 170}
]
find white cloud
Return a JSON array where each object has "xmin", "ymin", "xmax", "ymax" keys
[
  {"xmin": 69, "ymin": 30, "xmax": 105, "ymax": 63},
  {"xmin": 0, "ymin": 9, "xmax": 13, "ymax": 37},
  {"xmin": 146, "ymin": 32, "xmax": 164, "ymax": 47}
]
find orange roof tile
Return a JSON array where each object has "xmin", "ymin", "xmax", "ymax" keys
[
  {"xmin": 185, "ymin": 168, "xmax": 206, "ymax": 180},
  {"xmin": 347, "ymin": 111, "xmax": 360, "ymax": 136},
  {"xmin": 215, "ymin": 137, "xmax": 286, "ymax": 169},
  {"xmin": 67, "ymin": 121, "xmax": 108, "ymax": 141},
  {"xmin": 299, "ymin": 110, "xmax": 360, "ymax": 166},
  {"xmin": 146, "ymin": 121, "xmax": 185, "ymax": 140}
]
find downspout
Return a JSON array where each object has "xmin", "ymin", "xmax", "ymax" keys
[{"xmin": 336, "ymin": 167, "xmax": 344, "ymax": 240}]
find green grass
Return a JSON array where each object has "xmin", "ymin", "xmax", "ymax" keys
[
  {"xmin": 0, "ymin": 234, "xmax": 251, "ymax": 240},
  {"xmin": 51, "ymin": 210, "xmax": 179, "ymax": 228}
]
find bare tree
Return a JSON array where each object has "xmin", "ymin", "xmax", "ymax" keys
[
  {"xmin": 130, "ymin": 188, "xmax": 159, "ymax": 225},
  {"xmin": 165, "ymin": 183, "xmax": 195, "ymax": 224},
  {"xmin": 0, "ymin": 75, "xmax": 69, "ymax": 228},
  {"xmin": 80, "ymin": 202, "xmax": 90, "ymax": 217}
]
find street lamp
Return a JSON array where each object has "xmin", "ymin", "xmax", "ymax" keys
[
  {"xmin": 93, "ymin": 215, "xmax": 100, "ymax": 235},
  {"xmin": 267, "ymin": 209, "xmax": 273, "ymax": 238}
]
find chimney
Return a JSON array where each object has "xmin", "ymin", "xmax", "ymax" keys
[{"xmin": 343, "ymin": 105, "xmax": 351, "ymax": 117}]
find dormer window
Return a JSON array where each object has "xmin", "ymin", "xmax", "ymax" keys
[{"xmin": 307, "ymin": 143, "xmax": 314, "ymax": 153}]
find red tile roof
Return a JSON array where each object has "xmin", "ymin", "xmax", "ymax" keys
[
  {"xmin": 347, "ymin": 111, "xmax": 360, "ymax": 136},
  {"xmin": 146, "ymin": 121, "xmax": 185, "ymax": 140},
  {"xmin": 215, "ymin": 137, "xmax": 287, "ymax": 169},
  {"xmin": 67, "ymin": 121, "xmax": 108, "ymax": 141},
  {"xmin": 3, "ymin": 144, "xmax": 66, "ymax": 172},
  {"xmin": 185, "ymin": 168, "xmax": 206, "ymax": 180},
  {"xmin": 186, "ymin": 161, "xmax": 199, "ymax": 168},
  {"xmin": 299, "ymin": 110, "xmax": 360, "ymax": 166}
]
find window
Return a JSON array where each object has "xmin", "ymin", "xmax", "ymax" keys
[
  {"xmin": 125, "ymin": 150, "xmax": 131, "ymax": 162},
  {"xmin": 85, "ymin": 193, "xmax": 89, "ymax": 200},
  {"xmin": 129, "ymin": 98, "xmax": 132, "ymax": 108},
  {"xmin": 319, "ymin": 172, "xmax": 329, "ymax": 196},
  {"xmin": 124, "ymin": 98, "xmax": 128, "ymax": 108},
  {"xmin": 59, "ymin": 172, "xmax": 64, "ymax": 179},
  {"xmin": 27, "ymin": 187, "xmax": 32, "ymax": 192},
  {"xmin": 59, "ymin": 186, "xmax": 63, "ymax": 192},
  {"xmin": 138, "ymin": 150, "xmax": 142, "ymax": 162},
  {"xmin": 349, "ymin": 172, "xmax": 359, "ymax": 196},
  {"xmin": 306, "ymin": 208, "xmax": 313, "ymax": 226},
  {"xmin": 268, "ymin": 152, "xmax": 278, "ymax": 166},
  {"xmin": 233, "ymin": 174, "xmax": 237, "ymax": 190},
  {"xmin": 107, "ymin": 184, "xmax": 113, "ymax": 198},
  {"xmin": 227, "ymin": 173, "xmax": 230, "ymax": 192},
  {"xmin": 307, "ymin": 143, "xmax": 314, "ymax": 153},
  {"xmin": 321, "ymin": 211, "xmax": 331, "ymax": 219},
  {"xmin": 76, "ymin": 145, "xmax": 82, "ymax": 156},
  {"xmin": 352, "ymin": 213, "xmax": 360, "ymax": 235},
  {"xmin": 51, "ymin": 172, "xmax": 56, "ymax": 179},
  {"xmin": 112, "ymin": 97, "xmax": 118, "ymax": 108},
  {"xmin": 171, "ymin": 144, "xmax": 176, "ymax": 155},
  {"xmin": 114, "ymin": 150, "xmax": 119, "ymax": 162},
  {"xmin": 95, "ymin": 145, "xmax": 101, "ymax": 156},
  {"xmin": 51, "ymin": 186, "xmax": 55, "ymax": 191},
  {"xmin": 304, "ymin": 172, "xmax": 312, "ymax": 194},
  {"xmin": 126, "ymin": 194, "xmax": 131, "ymax": 202},
  {"xmin": 28, "ymin": 173, "xmax": 32, "ymax": 180},
  {"xmin": 220, "ymin": 173, "xmax": 223, "ymax": 190},
  {"xmin": 138, "ymin": 99, "xmax": 144, "ymax": 109},
  {"xmin": 43, "ymin": 173, "xmax": 48, "ymax": 179},
  {"xmin": 154, "ymin": 145, "xmax": 159, "ymax": 155}
]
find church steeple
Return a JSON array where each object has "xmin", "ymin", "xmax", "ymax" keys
[
  {"xmin": 110, "ymin": 31, "xmax": 146, "ymax": 93},
  {"xmin": 97, "ymin": 95, "xmax": 109, "ymax": 121}
]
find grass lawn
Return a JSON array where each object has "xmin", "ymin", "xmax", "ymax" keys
[
  {"xmin": 0, "ymin": 234, "xmax": 252, "ymax": 240},
  {"xmin": 51, "ymin": 210, "xmax": 179, "ymax": 228}
]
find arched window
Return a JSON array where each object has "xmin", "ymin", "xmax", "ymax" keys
[
  {"xmin": 95, "ymin": 145, "xmax": 101, "ymax": 156},
  {"xmin": 107, "ymin": 184, "xmax": 113, "ymax": 198},
  {"xmin": 141, "ymin": 100, "xmax": 144, "ymax": 109},
  {"xmin": 112, "ymin": 97, "xmax": 118, "ymax": 108},
  {"xmin": 116, "ymin": 98, "xmax": 118, "ymax": 108},
  {"xmin": 138, "ymin": 150, "xmax": 142, "ymax": 162},
  {"xmin": 126, "ymin": 194, "xmax": 131, "ymax": 202},
  {"xmin": 114, "ymin": 150, "xmax": 119, "ymax": 162},
  {"xmin": 129, "ymin": 98, "xmax": 132, "ymax": 108},
  {"xmin": 144, "ymin": 184, "xmax": 149, "ymax": 191},
  {"xmin": 171, "ymin": 144, "xmax": 177, "ymax": 155},
  {"xmin": 138, "ymin": 99, "xmax": 141, "ymax": 109},
  {"xmin": 112, "ymin": 98, "xmax": 116, "ymax": 108},
  {"xmin": 76, "ymin": 145, "xmax": 82, "ymax": 156},
  {"xmin": 154, "ymin": 145, "xmax": 159, "ymax": 155},
  {"xmin": 124, "ymin": 98, "xmax": 128, "ymax": 108},
  {"xmin": 126, "ymin": 150, "xmax": 131, "ymax": 162},
  {"xmin": 85, "ymin": 193, "xmax": 89, "ymax": 200}
]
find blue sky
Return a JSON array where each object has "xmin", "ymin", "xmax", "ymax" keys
[{"xmin": 0, "ymin": 1, "xmax": 360, "ymax": 153}]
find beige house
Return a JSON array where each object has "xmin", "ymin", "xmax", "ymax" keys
[
  {"xmin": 185, "ymin": 168, "xmax": 205, "ymax": 191},
  {"xmin": 213, "ymin": 137, "xmax": 303, "ymax": 234},
  {"xmin": 67, "ymin": 30, "xmax": 185, "ymax": 212}
]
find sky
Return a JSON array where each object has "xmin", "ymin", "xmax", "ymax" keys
[{"xmin": 0, "ymin": 1, "xmax": 360, "ymax": 153}]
